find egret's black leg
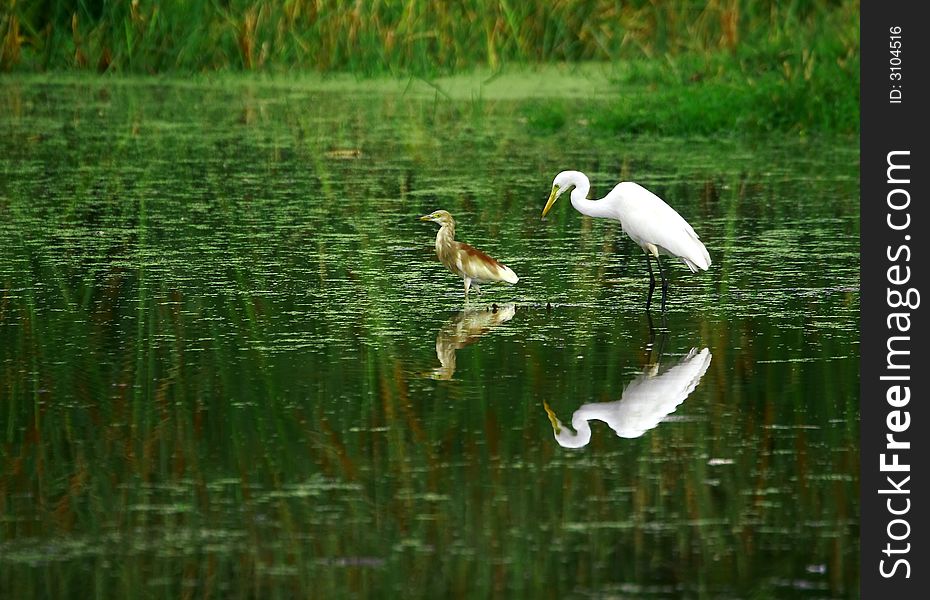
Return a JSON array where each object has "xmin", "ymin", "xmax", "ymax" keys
[
  {"xmin": 644, "ymin": 311, "xmax": 669, "ymax": 365},
  {"xmin": 655, "ymin": 255, "xmax": 669, "ymax": 312},
  {"xmin": 645, "ymin": 310, "xmax": 656, "ymax": 358},
  {"xmin": 645, "ymin": 253, "xmax": 657, "ymax": 311},
  {"xmin": 655, "ymin": 322, "xmax": 668, "ymax": 359}
]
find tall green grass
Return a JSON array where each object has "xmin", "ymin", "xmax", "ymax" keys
[
  {"xmin": 1, "ymin": 1, "xmax": 859, "ymax": 133},
  {"xmin": 3, "ymin": 1, "xmax": 856, "ymax": 75}
]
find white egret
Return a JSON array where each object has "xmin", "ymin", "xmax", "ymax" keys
[
  {"xmin": 420, "ymin": 210, "xmax": 519, "ymax": 299},
  {"xmin": 432, "ymin": 304, "xmax": 516, "ymax": 380},
  {"xmin": 543, "ymin": 348, "xmax": 712, "ymax": 448},
  {"xmin": 542, "ymin": 171, "xmax": 711, "ymax": 311}
]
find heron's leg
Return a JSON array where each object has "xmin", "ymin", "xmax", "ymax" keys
[
  {"xmin": 655, "ymin": 255, "xmax": 669, "ymax": 312},
  {"xmin": 464, "ymin": 277, "xmax": 472, "ymax": 300},
  {"xmin": 645, "ymin": 253, "xmax": 657, "ymax": 311}
]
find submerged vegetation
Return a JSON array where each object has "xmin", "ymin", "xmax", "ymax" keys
[
  {"xmin": 0, "ymin": 0, "xmax": 861, "ymax": 589},
  {"xmin": 0, "ymin": 81, "xmax": 860, "ymax": 596},
  {"xmin": 1, "ymin": 0, "xmax": 859, "ymax": 133}
]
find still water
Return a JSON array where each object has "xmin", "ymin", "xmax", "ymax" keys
[{"xmin": 1, "ymin": 76, "xmax": 859, "ymax": 598}]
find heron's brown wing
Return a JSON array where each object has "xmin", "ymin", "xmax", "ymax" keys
[
  {"xmin": 456, "ymin": 241, "xmax": 507, "ymax": 270},
  {"xmin": 450, "ymin": 241, "xmax": 518, "ymax": 284}
]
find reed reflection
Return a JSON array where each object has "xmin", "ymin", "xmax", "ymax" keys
[
  {"xmin": 544, "ymin": 347, "xmax": 712, "ymax": 448},
  {"xmin": 431, "ymin": 304, "xmax": 516, "ymax": 380}
]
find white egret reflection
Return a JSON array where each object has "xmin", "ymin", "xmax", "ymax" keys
[
  {"xmin": 544, "ymin": 348, "xmax": 712, "ymax": 447},
  {"xmin": 431, "ymin": 304, "xmax": 516, "ymax": 380}
]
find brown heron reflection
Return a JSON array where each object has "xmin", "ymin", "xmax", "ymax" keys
[
  {"xmin": 431, "ymin": 304, "xmax": 516, "ymax": 380},
  {"xmin": 544, "ymin": 347, "xmax": 712, "ymax": 448}
]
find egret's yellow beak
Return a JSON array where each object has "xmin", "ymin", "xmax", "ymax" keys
[
  {"xmin": 541, "ymin": 186, "xmax": 559, "ymax": 218},
  {"xmin": 543, "ymin": 401, "xmax": 561, "ymax": 434},
  {"xmin": 419, "ymin": 214, "xmax": 432, "ymax": 221}
]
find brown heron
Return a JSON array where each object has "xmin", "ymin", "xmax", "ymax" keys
[
  {"xmin": 420, "ymin": 210, "xmax": 519, "ymax": 299},
  {"xmin": 431, "ymin": 304, "xmax": 516, "ymax": 380}
]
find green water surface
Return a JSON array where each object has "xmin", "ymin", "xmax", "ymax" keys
[{"xmin": 0, "ymin": 76, "xmax": 859, "ymax": 598}]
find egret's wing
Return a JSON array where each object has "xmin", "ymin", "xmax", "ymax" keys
[
  {"xmin": 578, "ymin": 348, "xmax": 712, "ymax": 438},
  {"xmin": 612, "ymin": 182, "xmax": 711, "ymax": 271},
  {"xmin": 618, "ymin": 348, "xmax": 712, "ymax": 433}
]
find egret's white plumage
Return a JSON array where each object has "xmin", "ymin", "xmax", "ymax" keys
[
  {"xmin": 542, "ymin": 170, "xmax": 710, "ymax": 309},
  {"xmin": 544, "ymin": 348, "xmax": 712, "ymax": 448},
  {"xmin": 420, "ymin": 210, "xmax": 518, "ymax": 298}
]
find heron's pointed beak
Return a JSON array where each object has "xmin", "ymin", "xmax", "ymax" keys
[
  {"xmin": 541, "ymin": 186, "xmax": 559, "ymax": 218},
  {"xmin": 419, "ymin": 215, "xmax": 432, "ymax": 221},
  {"xmin": 543, "ymin": 401, "xmax": 561, "ymax": 434}
]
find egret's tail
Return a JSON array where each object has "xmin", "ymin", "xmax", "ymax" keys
[{"xmin": 681, "ymin": 238, "xmax": 711, "ymax": 272}]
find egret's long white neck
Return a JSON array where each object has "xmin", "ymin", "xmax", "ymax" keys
[
  {"xmin": 550, "ymin": 413, "xmax": 593, "ymax": 449},
  {"xmin": 565, "ymin": 171, "xmax": 613, "ymax": 219}
]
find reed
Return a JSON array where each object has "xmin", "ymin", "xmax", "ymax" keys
[
  {"xmin": 2, "ymin": 1, "xmax": 856, "ymax": 76},
  {"xmin": 0, "ymin": 1, "xmax": 859, "ymax": 133}
]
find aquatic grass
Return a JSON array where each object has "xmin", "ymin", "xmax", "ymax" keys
[
  {"xmin": 3, "ymin": 1, "xmax": 856, "ymax": 74},
  {"xmin": 1, "ymin": 1, "xmax": 860, "ymax": 134},
  {"xmin": 581, "ymin": 24, "xmax": 860, "ymax": 136},
  {"xmin": 0, "ymin": 81, "xmax": 859, "ymax": 597}
]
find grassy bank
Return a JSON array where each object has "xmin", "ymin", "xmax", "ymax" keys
[
  {"xmin": 533, "ymin": 50, "xmax": 859, "ymax": 135},
  {"xmin": 1, "ymin": 1, "xmax": 859, "ymax": 134}
]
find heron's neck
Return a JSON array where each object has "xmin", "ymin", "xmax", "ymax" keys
[
  {"xmin": 568, "ymin": 173, "xmax": 612, "ymax": 218},
  {"xmin": 435, "ymin": 222, "xmax": 455, "ymax": 253}
]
